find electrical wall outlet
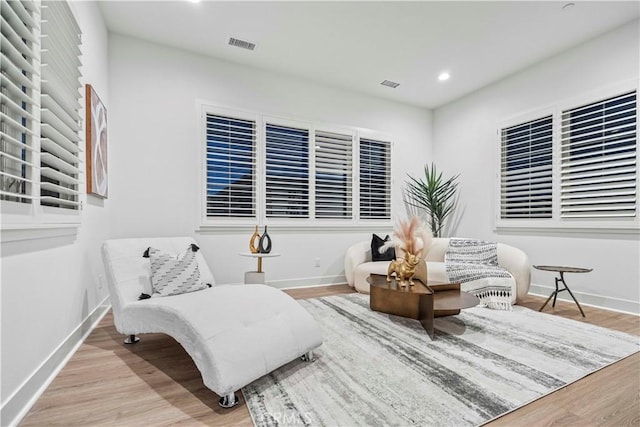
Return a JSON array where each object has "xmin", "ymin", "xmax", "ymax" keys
[{"xmin": 314, "ymin": 257, "xmax": 321, "ymax": 267}]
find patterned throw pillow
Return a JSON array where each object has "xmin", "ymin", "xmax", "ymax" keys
[{"xmin": 143, "ymin": 244, "xmax": 209, "ymax": 297}]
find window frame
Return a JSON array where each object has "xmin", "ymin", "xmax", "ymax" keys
[
  {"xmin": 559, "ymin": 90, "xmax": 637, "ymax": 220},
  {"xmin": 311, "ymin": 123, "xmax": 357, "ymax": 224},
  {"xmin": 199, "ymin": 104, "xmax": 260, "ymax": 228},
  {"xmin": 198, "ymin": 102, "xmax": 393, "ymax": 231},
  {"xmin": 262, "ymin": 116, "xmax": 313, "ymax": 224},
  {"xmin": 1, "ymin": 0, "xmax": 83, "ymax": 235},
  {"xmin": 358, "ymin": 132, "xmax": 393, "ymax": 221},
  {"xmin": 495, "ymin": 80, "xmax": 639, "ymax": 234}
]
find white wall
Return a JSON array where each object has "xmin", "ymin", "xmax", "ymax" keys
[
  {"xmin": 433, "ymin": 20, "xmax": 640, "ymax": 313},
  {"xmin": 0, "ymin": 3, "xmax": 111, "ymax": 425},
  {"xmin": 107, "ymin": 34, "xmax": 433, "ymax": 287}
]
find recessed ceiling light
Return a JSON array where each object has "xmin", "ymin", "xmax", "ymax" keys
[
  {"xmin": 381, "ymin": 80, "xmax": 400, "ymax": 88},
  {"xmin": 438, "ymin": 72, "xmax": 450, "ymax": 82}
]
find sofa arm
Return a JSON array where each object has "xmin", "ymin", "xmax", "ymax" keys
[
  {"xmin": 344, "ymin": 241, "xmax": 372, "ymax": 288},
  {"xmin": 497, "ymin": 244, "xmax": 531, "ymax": 303}
]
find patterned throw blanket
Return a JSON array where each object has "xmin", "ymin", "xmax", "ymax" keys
[{"xmin": 445, "ymin": 238, "xmax": 514, "ymax": 310}]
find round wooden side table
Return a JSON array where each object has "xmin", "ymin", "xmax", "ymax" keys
[{"xmin": 534, "ymin": 265, "xmax": 592, "ymax": 317}]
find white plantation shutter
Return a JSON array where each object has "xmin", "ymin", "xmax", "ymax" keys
[
  {"xmin": 39, "ymin": 0, "xmax": 82, "ymax": 209},
  {"xmin": 265, "ymin": 123, "xmax": 309, "ymax": 218},
  {"xmin": 560, "ymin": 91, "xmax": 637, "ymax": 219},
  {"xmin": 315, "ymin": 130, "xmax": 352, "ymax": 219},
  {"xmin": 200, "ymin": 106, "xmax": 394, "ymax": 225},
  {"xmin": 359, "ymin": 138, "xmax": 391, "ymax": 220},
  {"xmin": 1, "ymin": 0, "xmax": 39, "ymax": 203},
  {"xmin": 205, "ymin": 114, "xmax": 256, "ymax": 218},
  {"xmin": 500, "ymin": 116, "xmax": 553, "ymax": 219}
]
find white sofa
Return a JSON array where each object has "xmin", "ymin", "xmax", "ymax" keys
[{"xmin": 344, "ymin": 238, "xmax": 531, "ymax": 304}]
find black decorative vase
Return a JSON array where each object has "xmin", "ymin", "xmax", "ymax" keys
[{"xmin": 258, "ymin": 226, "xmax": 272, "ymax": 254}]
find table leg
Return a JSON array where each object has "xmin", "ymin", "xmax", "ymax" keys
[
  {"xmin": 539, "ymin": 272, "xmax": 586, "ymax": 317},
  {"xmin": 419, "ymin": 293, "xmax": 434, "ymax": 340},
  {"xmin": 558, "ymin": 272, "xmax": 586, "ymax": 317},
  {"xmin": 540, "ymin": 277, "xmax": 560, "ymax": 313},
  {"xmin": 552, "ymin": 277, "xmax": 560, "ymax": 307},
  {"xmin": 539, "ymin": 292, "xmax": 556, "ymax": 313}
]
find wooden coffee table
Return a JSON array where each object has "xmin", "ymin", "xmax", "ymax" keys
[{"xmin": 367, "ymin": 274, "xmax": 479, "ymax": 339}]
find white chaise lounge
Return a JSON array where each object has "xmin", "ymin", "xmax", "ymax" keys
[{"xmin": 102, "ymin": 237, "xmax": 322, "ymax": 408}]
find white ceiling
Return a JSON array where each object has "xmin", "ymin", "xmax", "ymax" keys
[{"xmin": 99, "ymin": 1, "xmax": 639, "ymax": 109}]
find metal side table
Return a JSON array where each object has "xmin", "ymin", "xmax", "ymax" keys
[{"xmin": 534, "ymin": 265, "xmax": 592, "ymax": 317}]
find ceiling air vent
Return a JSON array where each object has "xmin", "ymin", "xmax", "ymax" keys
[
  {"xmin": 380, "ymin": 80, "xmax": 400, "ymax": 88},
  {"xmin": 228, "ymin": 37, "xmax": 256, "ymax": 51}
]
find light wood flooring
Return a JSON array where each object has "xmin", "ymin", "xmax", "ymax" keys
[{"xmin": 21, "ymin": 285, "xmax": 639, "ymax": 426}]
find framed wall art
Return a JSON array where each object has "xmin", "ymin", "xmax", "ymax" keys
[{"xmin": 85, "ymin": 84, "xmax": 108, "ymax": 198}]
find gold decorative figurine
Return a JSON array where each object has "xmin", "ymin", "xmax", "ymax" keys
[
  {"xmin": 387, "ymin": 252, "xmax": 422, "ymax": 287},
  {"xmin": 382, "ymin": 216, "xmax": 433, "ymax": 287},
  {"xmin": 249, "ymin": 225, "xmax": 261, "ymax": 254}
]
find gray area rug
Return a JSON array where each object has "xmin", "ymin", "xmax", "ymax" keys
[{"xmin": 243, "ymin": 293, "xmax": 639, "ymax": 426}]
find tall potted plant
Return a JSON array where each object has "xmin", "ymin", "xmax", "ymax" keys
[{"xmin": 405, "ymin": 163, "xmax": 459, "ymax": 238}]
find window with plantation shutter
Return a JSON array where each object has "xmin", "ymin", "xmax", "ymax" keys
[
  {"xmin": 1, "ymin": 0, "xmax": 39, "ymax": 204},
  {"xmin": 500, "ymin": 116, "xmax": 553, "ymax": 219},
  {"xmin": 205, "ymin": 113, "xmax": 256, "ymax": 218},
  {"xmin": 200, "ymin": 104, "xmax": 394, "ymax": 227},
  {"xmin": 2, "ymin": 0, "xmax": 84, "ymax": 231},
  {"xmin": 359, "ymin": 138, "xmax": 391, "ymax": 220},
  {"xmin": 560, "ymin": 91, "xmax": 637, "ymax": 219},
  {"xmin": 265, "ymin": 123, "xmax": 309, "ymax": 218},
  {"xmin": 497, "ymin": 84, "xmax": 638, "ymax": 232},
  {"xmin": 39, "ymin": 0, "xmax": 82, "ymax": 210},
  {"xmin": 315, "ymin": 130, "xmax": 352, "ymax": 219}
]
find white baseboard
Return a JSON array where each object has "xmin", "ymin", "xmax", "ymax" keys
[
  {"xmin": 0, "ymin": 297, "xmax": 111, "ymax": 427},
  {"xmin": 268, "ymin": 274, "xmax": 347, "ymax": 290},
  {"xmin": 224, "ymin": 274, "xmax": 348, "ymax": 289},
  {"xmin": 529, "ymin": 283, "xmax": 639, "ymax": 315}
]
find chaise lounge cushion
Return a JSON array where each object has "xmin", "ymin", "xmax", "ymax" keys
[
  {"xmin": 117, "ymin": 284, "xmax": 320, "ymax": 395},
  {"xmin": 102, "ymin": 237, "xmax": 322, "ymax": 396}
]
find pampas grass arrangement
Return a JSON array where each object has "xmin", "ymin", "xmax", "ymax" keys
[{"xmin": 381, "ymin": 216, "xmax": 433, "ymax": 260}]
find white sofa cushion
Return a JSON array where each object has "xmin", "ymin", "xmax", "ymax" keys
[
  {"xmin": 353, "ymin": 261, "xmax": 390, "ymax": 293},
  {"xmin": 427, "ymin": 262, "xmax": 449, "ymax": 284}
]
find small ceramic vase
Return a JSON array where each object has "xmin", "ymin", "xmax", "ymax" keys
[
  {"xmin": 258, "ymin": 226, "xmax": 272, "ymax": 254},
  {"xmin": 249, "ymin": 225, "xmax": 261, "ymax": 254}
]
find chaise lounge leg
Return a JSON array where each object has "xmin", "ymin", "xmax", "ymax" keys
[
  {"xmin": 301, "ymin": 350, "xmax": 315, "ymax": 362},
  {"xmin": 219, "ymin": 392, "xmax": 238, "ymax": 408},
  {"xmin": 124, "ymin": 335, "xmax": 140, "ymax": 344}
]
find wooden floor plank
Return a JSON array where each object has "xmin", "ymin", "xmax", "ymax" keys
[{"xmin": 20, "ymin": 285, "xmax": 639, "ymax": 426}]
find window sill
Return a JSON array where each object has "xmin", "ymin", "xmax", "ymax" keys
[
  {"xmin": 495, "ymin": 225, "xmax": 640, "ymax": 237},
  {"xmin": 197, "ymin": 222, "xmax": 394, "ymax": 234},
  {"xmin": 1, "ymin": 224, "xmax": 79, "ymax": 243}
]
